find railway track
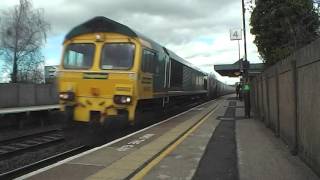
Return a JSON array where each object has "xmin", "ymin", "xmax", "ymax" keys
[
  {"xmin": 0, "ymin": 128, "xmax": 90, "ymax": 179},
  {"xmin": 0, "ymin": 129, "xmax": 65, "ymax": 159},
  {"xmin": 0, "ymin": 145, "xmax": 88, "ymax": 179}
]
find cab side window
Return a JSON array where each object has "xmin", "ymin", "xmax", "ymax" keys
[{"xmin": 142, "ymin": 49, "xmax": 156, "ymax": 73}]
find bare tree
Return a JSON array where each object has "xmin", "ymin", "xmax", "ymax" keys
[{"xmin": 0, "ymin": 0, "xmax": 50, "ymax": 83}]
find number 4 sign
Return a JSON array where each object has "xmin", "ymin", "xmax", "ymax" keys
[{"xmin": 230, "ymin": 29, "xmax": 242, "ymax": 40}]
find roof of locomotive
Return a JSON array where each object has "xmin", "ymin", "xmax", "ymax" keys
[
  {"xmin": 65, "ymin": 16, "xmax": 206, "ymax": 75},
  {"xmin": 165, "ymin": 49, "xmax": 205, "ymax": 74},
  {"xmin": 66, "ymin": 16, "xmax": 141, "ymax": 41}
]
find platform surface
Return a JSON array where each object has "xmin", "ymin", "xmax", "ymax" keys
[
  {"xmin": 236, "ymin": 104, "xmax": 319, "ymax": 180},
  {"xmin": 18, "ymin": 96, "xmax": 319, "ymax": 180},
  {"xmin": 0, "ymin": 105, "xmax": 59, "ymax": 114}
]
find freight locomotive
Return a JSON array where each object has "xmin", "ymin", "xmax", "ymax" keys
[{"xmin": 58, "ymin": 16, "xmax": 233, "ymax": 126}]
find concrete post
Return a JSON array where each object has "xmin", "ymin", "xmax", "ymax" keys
[
  {"xmin": 291, "ymin": 60, "xmax": 298, "ymax": 155},
  {"xmin": 265, "ymin": 76, "xmax": 270, "ymax": 127},
  {"xmin": 260, "ymin": 76, "xmax": 265, "ymax": 122},
  {"xmin": 275, "ymin": 67, "xmax": 280, "ymax": 137}
]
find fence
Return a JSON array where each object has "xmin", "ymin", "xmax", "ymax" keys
[
  {"xmin": 251, "ymin": 38, "xmax": 320, "ymax": 175},
  {"xmin": 0, "ymin": 83, "xmax": 58, "ymax": 108}
]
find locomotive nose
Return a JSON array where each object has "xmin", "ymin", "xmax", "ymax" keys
[{"xmin": 91, "ymin": 87, "xmax": 100, "ymax": 96}]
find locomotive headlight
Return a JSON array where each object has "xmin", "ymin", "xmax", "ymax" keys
[
  {"xmin": 114, "ymin": 95, "xmax": 132, "ymax": 105},
  {"xmin": 59, "ymin": 92, "xmax": 75, "ymax": 101},
  {"xmin": 95, "ymin": 34, "xmax": 105, "ymax": 42}
]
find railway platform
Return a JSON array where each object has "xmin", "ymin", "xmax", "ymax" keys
[
  {"xmin": 0, "ymin": 105, "xmax": 59, "ymax": 115},
  {"xmin": 18, "ymin": 95, "xmax": 319, "ymax": 180}
]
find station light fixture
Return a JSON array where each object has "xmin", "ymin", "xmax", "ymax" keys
[{"xmin": 234, "ymin": 72, "xmax": 241, "ymax": 76}]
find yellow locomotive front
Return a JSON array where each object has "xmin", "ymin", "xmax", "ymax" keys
[
  {"xmin": 58, "ymin": 31, "xmax": 141, "ymax": 125},
  {"xmin": 58, "ymin": 16, "xmax": 210, "ymax": 127}
]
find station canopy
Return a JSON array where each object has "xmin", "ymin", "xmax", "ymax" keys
[{"xmin": 214, "ymin": 59, "xmax": 264, "ymax": 77}]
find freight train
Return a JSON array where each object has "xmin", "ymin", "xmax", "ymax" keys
[{"xmin": 58, "ymin": 16, "xmax": 234, "ymax": 126}]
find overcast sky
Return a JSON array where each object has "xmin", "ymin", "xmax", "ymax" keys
[{"xmin": 0, "ymin": 0, "xmax": 261, "ymax": 84}]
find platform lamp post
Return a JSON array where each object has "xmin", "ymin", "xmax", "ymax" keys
[
  {"xmin": 241, "ymin": 0, "xmax": 248, "ymax": 77},
  {"xmin": 241, "ymin": 0, "xmax": 251, "ymax": 118}
]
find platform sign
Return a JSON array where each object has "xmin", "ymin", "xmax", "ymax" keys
[
  {"xmin": 230, "ymin": 29, "xmax": 242, "ymax": 41},
  {"xmin": 44, "ymin": 65, "xmax": 58, "ymax": 83},
  {"xmin": 45, "ymin": 66, "xmax": 58, "ymax": 78}
]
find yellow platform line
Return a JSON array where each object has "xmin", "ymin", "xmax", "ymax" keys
[{"xmin": 131, "ymin": 103, "xmax": 220, "ymax": 180}]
